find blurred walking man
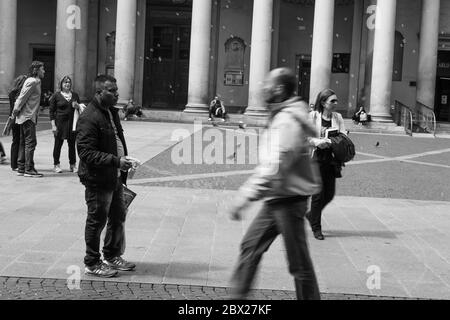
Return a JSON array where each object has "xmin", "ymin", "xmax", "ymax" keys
[{"xmin": 229, "ymin": 68, "xmax": 322, "ymax": 300}]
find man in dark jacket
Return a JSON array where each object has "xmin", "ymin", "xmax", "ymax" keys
[{"xmin": 76, "ymin": 74, "xmax": 135, "ymax": 278}]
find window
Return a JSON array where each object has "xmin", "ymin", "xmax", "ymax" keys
[{"xmin": 392, "ymin": 31, "xmax": 404, "ymax": 81}]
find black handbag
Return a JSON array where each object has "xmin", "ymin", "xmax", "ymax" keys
[{"xmin": 122, "ymin": 184, "xmax": 137, "ymax": 209}]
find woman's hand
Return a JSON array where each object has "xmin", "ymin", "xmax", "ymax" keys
[
  {"xmin": 317, "ymin": 138, "xmax": 332, "ymax": 149},
  {"xmin": 51, "ymin": 120, "xmax": 58, "ymax": 137},
  {"xmin": 73, "ymin": 102, "xmax": 80, "ymax": 110}
]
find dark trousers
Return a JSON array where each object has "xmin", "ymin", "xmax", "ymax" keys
[
  {"xmin": 84, "ymin": 182, "xmax": 127, "ymax": 267},
  {"xmin": 230, "ymin": 198, "xmax": 321, "ymax": 300},
  {"xmin": 17, "ymin": 120, "xmax": 37, "ymax": 172},
  {"xmin": 53, "ymin": 136, "xmax": 76, "ymax": 166},
  {"xmin": 10, "ymin": 124, "xmax": 20, "ymax": 170},
  {"xmin": 0, "ymin": 142, "xmax": 5, "ymax": 157},
  {"xmin": 309, "ymin": 164, "xmax": 336, "ymax": 232}
]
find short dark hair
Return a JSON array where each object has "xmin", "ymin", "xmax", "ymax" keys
[
  {"xmin": 94, "ymin": 74, "xmax": 117, "ymax": 93},
  {"xmin": 59, "ymin": 76, "xmax": 72, "ymax": 91},
  {"xmin": 28, "ymin": 61, "xmax": 44, "ymax": 77},
  {"xmin": 276, "ymin": 68, "xmax": 297, "ymax": 97},
  {"xmin": 314, "ymin": 89, "xmax": 336, "ymax": 114}
]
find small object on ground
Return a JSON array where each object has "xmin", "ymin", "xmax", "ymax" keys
[{"xmin": 375, "ymin": 142, "xmax": 380, "ymax": 147}]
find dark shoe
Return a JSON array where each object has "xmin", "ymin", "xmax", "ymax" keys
[
  {"xmin": 313, "ymin": 230, "xmax": 325, "ymax": 240},
  {"xmin": 105, "ymin": 256, "xmax": 136, "ymax": 271},
  {"xmin": 85, "ymin": 261, "xmax": 118, "ymax": 278},
  {"xmin": 24, "ymin": 170, "xmax": 44, "ymax": 178},
  {"xmin": 17, "ymin": 170, "xmax": 25, "ymax": 176}
]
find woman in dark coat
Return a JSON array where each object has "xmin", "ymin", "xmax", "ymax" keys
[
  {"xmin": 7, "ymin": 75, "xmax": 28, "ymax": 170},
  {"xmin": 49, "ymin": 76, "xmax": 80, "ymax": 173}
]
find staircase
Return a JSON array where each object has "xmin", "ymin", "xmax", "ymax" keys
[
  {"xmin": 344, "ymin": 119, "xmax": 407, "ymax": 135},
  {"xmin": 436, "ymin": 122, "xmax": 450, "ymax": 136}
]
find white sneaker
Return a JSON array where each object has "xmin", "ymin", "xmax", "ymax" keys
[
  {"xmin": 54, "ymin": 165, "xmax": 63, "ymax": 173},
  {"xmin": 70, "ymin": 164, "xmax": 78, "ymax": 173}
]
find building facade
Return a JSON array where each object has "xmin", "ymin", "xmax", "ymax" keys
[{"xmin": 1, "ymin": 0, "xmax": 449, "ymax": 122}]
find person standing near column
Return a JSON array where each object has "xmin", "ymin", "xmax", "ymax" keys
[
  {"xmin": 12, "ymin": 61, "xmax": 45, "ymax": 178},
  {"xmin": 49, "ymin": 76, "xmax": 81, "ymax": 174},
  {"xmin": 306, "ymin": 89, "xmax": 346, "ymax": 241},
  {"xmin": 77, "ymin": 75, "xmax": 136, "ymax": 278},
  {"xmin": 229, "ymin": 68, "xmax": 322, "ymax": 300}
]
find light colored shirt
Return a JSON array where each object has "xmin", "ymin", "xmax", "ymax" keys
[
  {"xmin": 13, "ymin": 77, "xmax": 42, "ymax": 125},
  {"xmin": 107, "ymin": 109, "xmax": 125, "ymax": 177}
]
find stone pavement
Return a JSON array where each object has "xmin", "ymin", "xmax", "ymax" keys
[
  {"xmin": 0, "ymin": 121, "xmax": 449, "ymax": 300},
  {"xmin": 0, "ymin": 277, "xmax": 423, "ymax": 300}
]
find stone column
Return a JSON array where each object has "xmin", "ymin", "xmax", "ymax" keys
[
  {"xmin": 361, "ymin": 0, "xmax": 377, "ymax": 110},
  {"xmin": 74, "ymin": 0, "xmax": 89, "ymax": 101},
  {"xmin": 0, "ymin": 0, "xmax": 17, "ymax": 112},
  {"xmin": 369, "ymin": 0, "xmax": 397, "ymax": 122},
  {"xmin": 347, "ymin": 0, "xmax": 364, "ymax": 116},
  {"xmin": 115, "ymin": 0, "xmax": 137, "ymax": 106},
  {"xmin": 245, "ymin": 0, "xmax": 273, "ymax": 117},
  {"xmin": 55, "ymin": 0, "xmax": 77, "ymax": 90},
  {"xmin": 309, "ymin": 0, "xmax": 335, "ymax": 105},
  {"xmin": 184, "ymin": 0, "xmax": 213, "ymax": 114},
  {"xmin": 416, "ymin": 0, "xmax": 441, "ymax": 108}
]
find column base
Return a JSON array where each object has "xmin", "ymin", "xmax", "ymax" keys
[
  {"xmin": 371, "ymin": 114, "xmax": 394, "ymax": 123},
  {"xmin": 244, "ymin": 107, "xmax": 270, "ymax": 117},
  {"xmin": 184, "ymin": 103, "xmax": 209, "ymax": 114}
]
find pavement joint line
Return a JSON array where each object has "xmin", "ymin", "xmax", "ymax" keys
[
  {"xmin": 367, "ymin": 206, "xmax": 444, "ymax": 297},
  {"xmin": 129, "ymin": 170, "xmax": 255, "ymax": 185},
  {"xmin": 128, "ymin": 146, "xmax": 450, "ymax": 185},
  {"xmin": 398, "ymin": 160, "xmax": 450, "ymax": 169}
]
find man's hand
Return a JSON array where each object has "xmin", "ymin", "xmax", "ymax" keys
[
  {"xmin": 119, "ymin": 157, "xmax": 134, "ymax": 171},
  {"xmin": 12, "ymin": 109, "xmax": 19, "ymax": 118}
]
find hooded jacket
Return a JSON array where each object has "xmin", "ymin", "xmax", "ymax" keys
[{"xmin": 235, "ymin": 97, "xmax": 322, "ymax": 207}]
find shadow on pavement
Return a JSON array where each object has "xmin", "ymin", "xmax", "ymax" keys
[{"xmin": 324, "ymin": 230, "xmax": 399, "ymax": 239}]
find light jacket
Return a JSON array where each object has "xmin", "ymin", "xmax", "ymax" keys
[
  {"xmin": 235, "ymin": 97, "xmax": 322, "ymax": 208},
  {"xmin": 13, "ymin": 77, "xmax": 42, "ymax": 125},
  {"xmin": 308, "ymin": 110, "xmax": 346, "ymax": 147}
]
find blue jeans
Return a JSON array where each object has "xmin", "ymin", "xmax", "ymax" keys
[
  {"xmin": 84, "ymin": 182, "xmax": 127, "ymax": 267},
  {"xmin": 230, "ymin": 197, "xmax": 321, "ymax": 300},
  {"xmin": 17, "ymin": 120, "xmax": 37, "ymax": 172}
]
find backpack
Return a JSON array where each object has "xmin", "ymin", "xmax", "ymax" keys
[{"xmin": 329, "ymin": 133, "xmax": 355, "ymax": 163}]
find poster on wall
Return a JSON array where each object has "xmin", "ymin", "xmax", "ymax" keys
[{"xmin": 224, "ymin": 71, "xmax": 244, "ymax": 86}]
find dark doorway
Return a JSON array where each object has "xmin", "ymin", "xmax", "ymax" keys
[
  {"xmin": 435, "ymin": 77, "xmax": 450, "ymax": 122},
  {"xmin": 32, "ymin": 47, "xmax": 55, "ymax": 95},
  {"xmin": 435, "ymin": 51, "xmax": 450, "ymax": 122},
  {"xmin": 296, "ymin": 54, "xmax": 311, "ymax": 102},
  {"xmin": 144, "ymin": 4, "xmax": 192, "ymax": 110}
]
